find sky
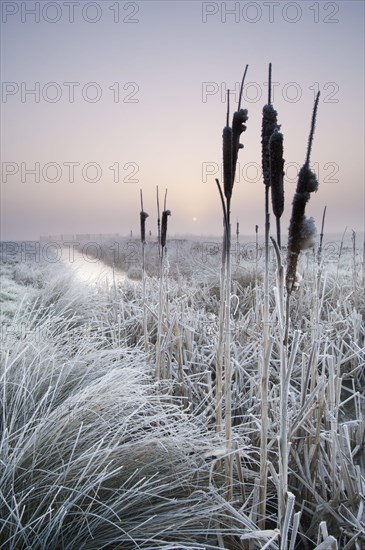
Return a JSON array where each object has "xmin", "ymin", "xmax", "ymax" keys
[{"xmin": 1, "ymin": 0, "xmax": 364, "ymax": 240}]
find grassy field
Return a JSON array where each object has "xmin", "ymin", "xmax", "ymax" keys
[{"xmin": 0, "ymin": 235, "xmax": 364, "ymax": 549}]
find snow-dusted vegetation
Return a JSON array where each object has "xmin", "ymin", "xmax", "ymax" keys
[{"xmin": 0, "ymin": 235, "xmax": 364, "ymax": 549}]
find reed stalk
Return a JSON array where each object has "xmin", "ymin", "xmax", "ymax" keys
[
  {"xmin": 140, "ymin": 189, "xmax": 149, "ymax": 354},
  {"xmin": 224, "ymin": 203, "xmax": 233, "ymax": 500},
  {"xmin": 362, "ymin": 233, "xmax": 365, "ymax": 288},
  {"xmin": 271, "ymin": 236, "xmax": 291, "ymax": 535},
  {"xmin": 272, "ymin": 92, "xmax": 321, "ymax": 544},
  {"xmin": 156, "ymin": 185, "xmax": 161, "ymax": 258},
  {"xmin": 215, "ymin": 187, "xmax": 228, "ymax": 433},
  {"xmin": 335, "ymin": 226, "xmax": 347, "ymax": 284},
  {"xmin": 352, "ymin": 230, "xmax": 357, "ymax": 295},
  {"xmin": 155, "ymin": 190, "xmax": 171, "ymax": 379},
  {"xmin": 214, "ymin": 66, "xmax": 248, "ymax": 500},
  {"xmin": 255, "ymin": 224, "xmax": 259, "ymax": 283},
  {"xmin": 285, "ymin": 91, "xmax": 320, "ymax": 345},
  {"xmin": 259, "ymin": 62, "xmax": 280, "ymax": 528},
  {"xmin": 317, "ymin": 205, "xmax": 327, "ymax": 266}
]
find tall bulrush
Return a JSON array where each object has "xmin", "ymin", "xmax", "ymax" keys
[
  {"xmin": 317, "ymin": 205, "xmax": 327, "ymax": 266},
  {"xmin": 285, "ymin": 92, "xmax": 320, "ymax": 314},
  {"xmin": 156, "ymin": 186, "xmax": 161, "ymax": 257},
  {"xmin": 140, "ymin": 190, "xmax": 149, "ymax": 353},
  {"xmin": 362, "ymin": 234, "xmax": 365, "ymax": 288},
  {"xmin": 261, "ymin": 62, "xmax": 281, "ymax": 334},
  {"xmin": 215, "ymin": 66, "xmax": 248, "ymax": 500},
  {"xmin": 261, "ymin": 62, "xmax": 279, "ymax": 246},
  {"xmin": 156, "ymin": 189, "xmax": 171, "ymax": 379},
  {"xmin": 276, "ymin": 90, "xmax": 320, "ymax": 538},
  {"xmin": 259, "ymin": 62, "xmax": 281, "ymax": 528}
]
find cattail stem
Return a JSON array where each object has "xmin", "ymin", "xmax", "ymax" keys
[
  {"xmin": 306, "ymin": 92, "xmax": 320, "ymax": 165},
  {"xmin": 352, "ymin": 230, "xmax": 357, "ymax": 295},
  {"xmin": 259, "ymin": 193, "xmax": 270, "ymax": 529},
  {"xmin": 155, "ymin": 259, "xmax": 165, "ymax": 379},
  {"xmin": 215, "ymin": 178, "xmax": 229, "ymax": 238},
  {"xmin": 271, "ymin": 235, "xmax": 291, "ymax": 535},
  {"xmin": 317, "ymin": 205, "xmax": 327, "ymax": 266},
  {"xmin": 140, "ymin": 189, "xmax": 149, "ymax": 353},
  {"xmin": 335, "ymin": 226, "xmax": 347, "ymax": 283},
  {"xmin": 260, "ymin": 62, "xmax": 278, "ymax": 528},
  {"xmin": 215, "ymin": 68, "xmax": 248, "ymax": 499},
  {"xmin": 264, "ymin": 191, "xmax": 270, "ymax": 351},
  {"xmin": 215, "ymin": 179, "xmax": 227, "ymax": 434},
  {"xmin": 226, "ymin": 88, "xmax": 230, "ymax": 127},
  {"xmin": 362, "ymin": 234, "xmax": 365, "ymax": 288},
  {"xmin": 156, "ymin": 186, "xmax": 161, "ymax": 258},
  {"xmin": 224, "ymin": 219, "xmax": 233, "ymax": 501},
  {"xmin": 215, "ymin": 183, "xmax": 233, "ymax": 499},
  {"xmin": 221, "ymin": 166, "xmax": 233, "ymax": 500},
  {"xmin": 238, "ymin": 64, "xmax": 248, "ymax": 111},
  {"xmin": 156, "ymin": 202, "xmax": 171, "ymax": 379},
  {"xmin": 142, "ymin": 241, "xmax": 148, "ymax": 353},
  {"xmin": 140, "ymin": 188, "xmax": 144, "ymax": 212},
  {"xmin": 276, "ymin": 217, "xmax": 281, "ymax": 249}
]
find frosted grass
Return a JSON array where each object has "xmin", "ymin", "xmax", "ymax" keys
[
  {"xmin": 0, "ymin": 244, "xmax": 364, "ymax": 548},
  {"xmin": 0, "ymin": 259, "xmax": 269, "ymax": 549}
]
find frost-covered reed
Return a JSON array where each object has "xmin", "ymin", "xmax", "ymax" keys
[{"xmin": 215, "ymin": 65, "xmax": 249, "ymax": 500}]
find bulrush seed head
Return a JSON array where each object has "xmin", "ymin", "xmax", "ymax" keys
[
  {"xmin": 269, "ymin": 128, "xmax": 285, "ymax": 219},
  {"xmin": 222, "ymin": 67, "xmax": 249, "ymax": 204},
  {"xmin": 161, "ymin": 210, "xmax": 171, "ymax": 249},
  {"xmin": 286, "ymin": 92, "xmax": 320, "ymax": 294},
  {"xmin": 140, "ymin": 211, "xmax": 149, "ymax": 243},
  {"xmin": 232, "ymin": 108, "xmax": 248, "ymax": 183},
  {"xmin": 261, "ymin": 104, "xmax": 279, "ymax": 187},
  {"xmin": 297, "ymin": 163, "xmax": 319, "ymax": 194},
  {"xmin": 223, "ymin": 124, "xmax": 233, "ymax": 202}
]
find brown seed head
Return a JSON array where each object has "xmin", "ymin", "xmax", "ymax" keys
[
  {"xmin": 140, "ymin": 211, "xmax": 149, "ymax": 243},
  {"xmin": 269, "ymin": 128, "xmax": 285, "ymax": 219},
  {"xmin": 161, "ymin": 209, "xmax": 171, "ymax": 248},
  {"xmin": 261, "ymin": 104, "xmax": 278, "ymax": 187}
]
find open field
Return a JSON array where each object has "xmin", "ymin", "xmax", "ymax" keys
[{"xmin": 0, "ymin": 236, "xmax": 364, "ymax": 549}]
